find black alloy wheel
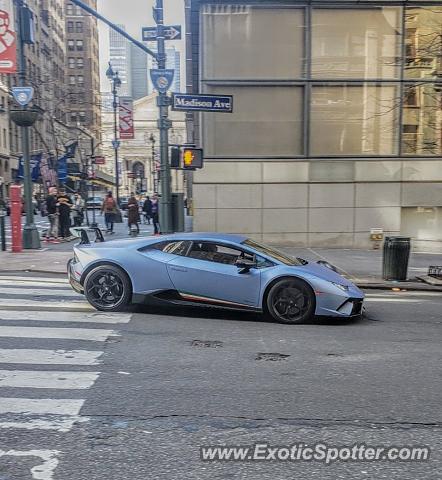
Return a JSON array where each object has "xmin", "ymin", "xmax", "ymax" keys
[
  {"xmin": 84, "ymin": 265, "xmax": 132, "ymax": 311},
  {"xmin": 266, "ymin": 278, "xmax": 315, "ymax": 324}
]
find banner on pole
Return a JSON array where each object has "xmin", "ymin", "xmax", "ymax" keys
[
  {"xmin": 57, "ymin": 155, "xmax": 68, "ymax": 183},
  {"xmin": 16, "ymin": 153, "xmax": 42, "ymax": 182},
  {"xmin": 119, "ymin": 97, "xmax": 135, "ymax": 139},
  {"xmin": 0, "ymin": 1, "xmax": 17, "ymax": 73}
]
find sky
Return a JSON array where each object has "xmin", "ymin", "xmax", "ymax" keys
[{"xmin": 97, "ymin": 0, "xmax": 186, "ymax": 92}]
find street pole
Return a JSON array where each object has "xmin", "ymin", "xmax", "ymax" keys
[
  {"xmin": 113, "ymin": 82, "xmax": 120, "ymax": 206},
  {"xmin": 16, "ymin": 0, "xmax": 40, "ymax": 249},
  {"xmin": 0, "ymin": 179, "xmax": 6, "ymax": 251},
  {"xmin": 90, "ymin": 136, "xmax": 97, "ymax": 228},
  {"xmin": 155, "ymin": 0, "xmax": 173, "ymax": 233}
]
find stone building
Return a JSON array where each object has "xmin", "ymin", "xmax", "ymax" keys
[{"xmin": 185, "ymin": 0, "xmax": 442, "ymax": 251}]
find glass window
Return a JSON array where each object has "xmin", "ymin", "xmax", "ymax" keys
[
  {"xmin": 243, "ymin": 239, "xmax": 303, "ymax": 266},
  {"xmin": 68, "ymin": 57, "xmax": 75, "ymax": 68},
  {"xmin": 188, "ymin": 242, "xmax": 246, "ymax": 265},
  {"xmin": 76, "ymin": 21, "xmax": 83, "ymax": 33},
  {"xmin": 67, "ymin": 21, "xmax": 74, "ymax": 33},
  {"xmin": 76, "ymin": 58, "xmax": 84, "ymax": 68},
  {"xmin": 66, "ymin": 3, "xmax": 74, "ymax": 15},
  {"xmin": 202, "ymin": 5, "xmax": 305, "ymax": 79},
  {"xmin": 67, "ymin": 40, "xmax": 75, "ymax": 51},
  {"xmin": 404, "ymin": 7, "xmax": 442, "ymax": 79},
  {"xmin": 77, "ymin": 75, "xmax": 84, "ymax": 85},
  {"xmin": 402, "ymin": 84, "xmax": 442, "ymax": 155},
  {"xmin": 203, "ymin": 86, "xmax": 304, "ymax": 156},
  {"xmin": 311, "ymin": 8, "xmax": 401, "ymax": 79},
  {"xmin": 69, "ymin": 75, "xmax": 75, "ymax": 85},
  {"xmin": 310, "ymin": 85, "xmax": 399, "ymax": 156},
  {"xmin": 76, "ymin": 40, "xmax": 83, "ymax": 51}
]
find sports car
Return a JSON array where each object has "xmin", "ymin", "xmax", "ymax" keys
[{"xmin": 68, "ymin": 230, "xmax": 364, "ymax": 324}]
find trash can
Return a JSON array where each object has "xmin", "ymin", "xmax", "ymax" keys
[{"xmin": 382, "ymin": 236, "xmax": 411, "ymax": 281}]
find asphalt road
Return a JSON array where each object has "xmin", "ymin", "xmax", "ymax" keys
[{"xmin": 0, "ymin": 273, "xmax": 440, "ymax": 480}]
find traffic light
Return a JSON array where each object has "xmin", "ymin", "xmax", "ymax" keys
[
  {"xmin": 170, "ymin": 147, "xmax": 180, "ymax": 168},
  {"xmin": 182, "ymin": 148, "xmax": 203, "ymax": 170}
]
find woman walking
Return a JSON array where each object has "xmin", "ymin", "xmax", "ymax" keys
[
  {"xmin": 127, "ymin": 193, "xmax": 140, "ymax": 235},
  {"xmin": 101, "ymin": 191, "xmax": 117, "ymax": 234}
]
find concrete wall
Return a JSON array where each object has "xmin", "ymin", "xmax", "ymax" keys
[{"xmin": 193, "ymin": 159, "xmax": 442, "ymax": 251}]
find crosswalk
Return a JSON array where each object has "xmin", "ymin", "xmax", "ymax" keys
[
  {"xmin": 0, "ymin": 273, "xmax": 132, "ymax": 479},
  {"xmin": 2, "ymin": 218, "xmax": 50, "ymax": 248}
]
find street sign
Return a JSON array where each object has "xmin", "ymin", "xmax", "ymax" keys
[
  {"xmin": 12, "ymin": 86, "xmax": 34, "ymax": 106},
  {"xmin": 112, "ymin": 139, "xmax": 120, "ymax": 149},
  {"xmin": 142, "ymin": 25, "xmax": 181, "ymax": 41},
  {"xmin": 172, "ymin": 94, "xmax": 233, "ymax": 113},
  {"xmin": 93, "ymin": 156, "xmax": 105, "ymax": 165},
  {"xmin": 150, "ymin": 69, "xmax": 174, "ymax": 94}
]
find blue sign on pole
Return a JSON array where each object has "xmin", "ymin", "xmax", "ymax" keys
[
  {"xmin": 150, "ymin": 69, "xmax": 174, "ymax": 94},
  {"xmin": 172, "ymin": 94, "xmax": 233, "ymax": 113},
  {"xmin": 12, "ymin": 87, "xmax": 34, "ymax": 107},
  {"xmin": 142, "ymin": 25, "xmax": 181, "ymax": 41}
]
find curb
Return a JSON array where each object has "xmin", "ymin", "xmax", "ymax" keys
[{"xmin": 355, "ymin": 282, "xmax": 442, "ymax": 292}]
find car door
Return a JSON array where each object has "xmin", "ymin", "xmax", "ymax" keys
[{"xmin": 166, "ymin": 241, "xmax": 262, "ymax": 308}]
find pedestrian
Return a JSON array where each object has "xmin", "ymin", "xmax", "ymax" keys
[
  {"xmin": 101, "ymin": 191, "xmax": 117, "ymax": 234},
  {"xmin": 142, "ymin": 195, "xmax": 152, "ymax": 225},
  {"xmin": 127, "ymin": 192, "xmax": 140, "ymax": 235},
  {"xmin": 45, "ymin": 187, "xmax": 59, "ymax": 243},
  {"xmin": 71, "ymin": 192, "xmax": 85, "ymax": 227},
  {"xmin": 151, "ymin": 194, "xmax": 160, "ymax": 235},
  {"xmin": 57, "ymin": 188, "xmax": 73, "ymax": 238}
]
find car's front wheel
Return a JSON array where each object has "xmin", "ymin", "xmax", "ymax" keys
[
  {"xmin": 266, "ymin": 277, "xmax": 315, "ymax": 324},
  {"xmin": 84, "ymin": 265, "xmax": 132, "ymax": 311}
]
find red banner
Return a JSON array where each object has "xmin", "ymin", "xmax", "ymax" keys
[
  {"xmin": 119, "ymin": 97, "xmax": 135, "ymax": 139},
  {"xmin": 0, "ymin": 1, "xmax": 17, "ymax": 74},
  {"xmin": 10, "ymin": 185, "xmax": 22, "ymax": 252}
]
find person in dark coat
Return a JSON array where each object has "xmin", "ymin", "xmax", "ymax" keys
[
  {"xmin": 127, "ymin": 193, "xmax": 140, "ymax": 234},
  {"xmin": 151, "ymin": 194, "xmax": 160, "ymax": 235},
  {"xmin": 57, "ymin": 188, "xmax": 73, "ymax": 238},
  {"xmin": 142, "ymin": 196, "xmax": 152, "ymax": 225}
]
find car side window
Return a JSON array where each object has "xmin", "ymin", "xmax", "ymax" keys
[
  {"xmin": 188, "ymin": 242, "xmax": 250, "ymax": 265},
  {"xmin": 148, "ymin": 240, "xmax": 191, "ymax": 256}
]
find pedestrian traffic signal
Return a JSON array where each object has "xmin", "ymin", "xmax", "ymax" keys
[
  {"xmin": 182, "ymin": 148, "xmax": 203, "ymax": 170},
  {"xmin": 170, "ymin": 147, "xmax": 180, "ymax": 168}
]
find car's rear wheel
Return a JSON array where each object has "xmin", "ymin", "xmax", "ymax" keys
[
  {"xmin": 266, "ymin": 278, "xmax": 315, "ymax": 324},
  {"xmin": 84, "ymin": 265, "xmax": 131, "ymax": 311}
]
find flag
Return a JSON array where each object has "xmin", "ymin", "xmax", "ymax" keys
[
  {"xmin": 57, "ymin": 155, "xmax": 68, "ymax": 183},
  {"xmin": 119, "ymin": 97, "xmax": 135, "ymax": 139}
]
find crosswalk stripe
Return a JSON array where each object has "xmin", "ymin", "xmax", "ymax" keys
[
  {"xmin": 0, "ymin": 299, "xmax": 93, "ymax": 311},
  {"xmin": 0, "ymin": 287, "xmax": 81, "ymax": 298},
  {"xmin": 0, "ymin": 449, "xmax": 59, "ymax": 480},
  {"xmin": 0, "ymin": 311, "xmax": 131, "ymax": 324},
  {"xmin": 0, "ymin": 276, "xmax": 68, "ymax": 284},
  {"xmin": 0, "ymin": 416, "xmax": 86, "ymax": 432},
  {"xmin": 0, "ymin": 349, "xmax": 103, "ymax": 365},
  {"xmin": 0, "ymin": 370, "xmax": 100, "ymax": 389},
  {"xmin": 0, "ymin": 326, "xmax": 117, "ymax": 341},
  {"xmin": 0, "ymin": 398, "xmax": 84, "ymax": 415},
  {"xmin": 0, "ymin": 280, "xmax": 72, "ymax": 289}
]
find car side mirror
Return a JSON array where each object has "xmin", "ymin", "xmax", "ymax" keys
[{"xmin": 235, "ymin": 258, "xmax": 256, "ymax": 274}]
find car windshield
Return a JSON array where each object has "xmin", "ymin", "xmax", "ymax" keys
[{"xmin": 242, "ymin": 239, "xmax": 304, "ymax": 266}]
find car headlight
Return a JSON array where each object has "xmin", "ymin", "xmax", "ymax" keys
[{"xmin": 332, "ymin": 282, "xmax": 349, "ymax": 292}]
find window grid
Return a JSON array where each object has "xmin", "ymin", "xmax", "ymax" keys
[{"xmin": 200, "ymin": 4, "xmax": 442, "ymax": 158}]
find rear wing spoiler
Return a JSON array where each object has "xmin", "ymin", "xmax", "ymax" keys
[{"xmin": 70, "ymin": 227, "xmax": 105, "ymax": 245}]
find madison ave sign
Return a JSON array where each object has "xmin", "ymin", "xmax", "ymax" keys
[{"xmin": 172, "ymin": 93, "xmax": 233, "ymax": 113}]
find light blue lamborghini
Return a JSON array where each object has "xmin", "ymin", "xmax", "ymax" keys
[{"xmin": 68, "ymin": 231, "xmax": 364, "ymax": 324}]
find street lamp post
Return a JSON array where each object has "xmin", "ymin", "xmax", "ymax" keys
[
  {"xmin": 12, "ymin": 0, "xmax": 41, "ymax": 249},
  {"xmin": 106, "ymin": 63, "xmax": 121, "ymax": 206},
  {"xmin": 149, "ymin": 133, "xmax": 156, "ymax": 194}
]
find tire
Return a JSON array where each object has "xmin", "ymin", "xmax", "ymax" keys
[
  {"xmin": 84, "ymin": 264, "xmax": 132, "ymax": 312},
  {"xmin": 266, "ymin": 277, "xmax": 315, "ymax": 324}
]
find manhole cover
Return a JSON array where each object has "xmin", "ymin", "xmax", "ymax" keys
[
  {"xmin": 256, "ymin": 352, "xmax": 290, "ymax": 361},
  {"xmin": 191, "ymin": 340, "xmax": 223, "ymax": 348}
]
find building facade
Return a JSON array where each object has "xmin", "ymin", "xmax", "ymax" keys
[
  {"xmin": 65, "ymin": 0, "xmax": 102, "ymax": 142},
  {"xmin": 186, "ymin": 0, "xmax": 442, "ymax": 251},
  {"xmin": 101, "ymin": 93, "xmax": 186, "ymax": 198},
  {"xmin": 109, "ymin": 25, "xmax": 131, "ymax": 96},
  {"xmin": 131, "ymin": 43, "xmax": 149, "ymax": 101}
]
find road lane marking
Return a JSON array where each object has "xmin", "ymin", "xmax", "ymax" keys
[
  {"xmin": 0, "ymin": 287, "xmax": 81, "ymax": 298},
  {"xmin": 0, "ymin": 326, "xmax": 117, "ymax": 341},
  {"xmin": 0, "ymin": 276, "xmax": 68, "ymax": 284},
  {"xmin": 0, "ymin": 299, "xmax": 93, "ymax": 311},
  {"xmin": 364, "ymin": 298, "xmax": 421, "ymax": 303},
  {"xmin": 0, "ymin": 349, "xmax": 103, "ymax": 365},
  {"xmin": 0, "ymin": 310, "xmax": 131, "ymax": 323},
  {"xmin": 0, "ymin": 398, "xmax": 84, "ymax": 415},
  {"xmin": 0, "ymin": 370, "xmax": 100, "ymax": 389},
  {"xmin": 0, "ymin": 280, "xmax": 73, "ymax": 289},
  {"xmin": 0, "ymin": 416, "xmax": 88, "ymax": 432},
  {"xmin": 0, "ymin": 449, "xmax": 59, "ymax": 480}
]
